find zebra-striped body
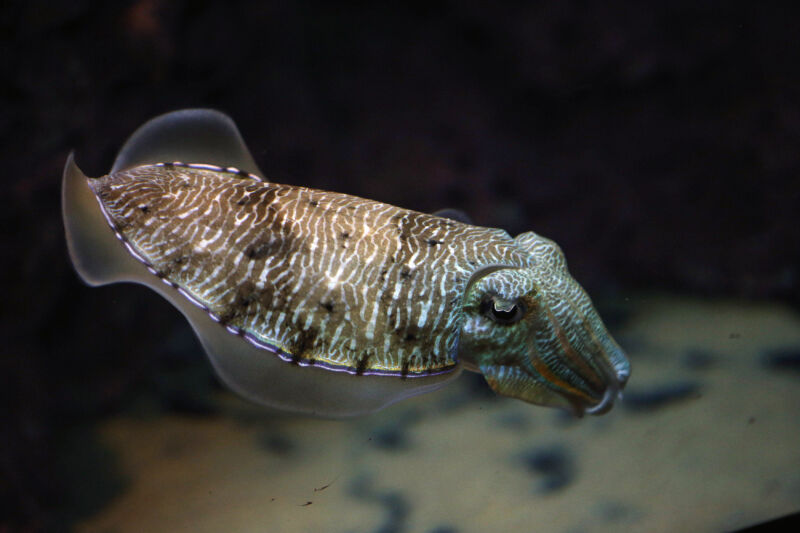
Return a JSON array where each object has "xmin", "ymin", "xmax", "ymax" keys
[
  {"xmin": 91, "ymin": 162, "xmax": 524, "ymax": 377},
  {"xmin": 63, "ymin": 109, "xmax": 630, "ymax": 416}
]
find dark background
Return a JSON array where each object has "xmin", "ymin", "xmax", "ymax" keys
[{"xmin": 2, "ymin": 1, "xmax": 798, "ymax": 529}]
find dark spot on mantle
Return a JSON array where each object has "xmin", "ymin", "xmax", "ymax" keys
[
  {"xmin": 292, "ymin": 327, "xmax": 318, "ymax": 360},
  {"xmin": 244, "ymin": 236, "xmax": 282, "ymax": 260},
  {"xmin": 426, "ymin": 238, "xmax": 443, "ymax": 246},
  {"xmin": 355, "ymin": 353, "xmax": 371, "ymax": 376}
]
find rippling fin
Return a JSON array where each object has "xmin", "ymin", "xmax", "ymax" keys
[
  {"xmin": 433, "ymin": 208, "xmax": 473, "ymax": 225},
  {"xmin": 191, "ymin": 314, "xmax": 462, "ymax": 417},
  {"xmin": 111, "ymin": 109, "xmax": 263, "ymax": 176},
  {"xmin": 62, "ymin": 153, "xmax": 151, "ymax": 286}
]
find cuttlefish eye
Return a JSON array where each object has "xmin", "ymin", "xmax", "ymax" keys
[
  {"xmin": 481, "ymin": 297, "xmax": 526, "ymax": 325},
  {"xmin": 458, "ymin": 262, "xmax": 629, "ymax": 416}
]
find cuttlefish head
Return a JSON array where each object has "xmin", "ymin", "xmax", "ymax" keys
[{"xmin": 458, "ymin": 232, "xmax": 630, "ymax": 416}]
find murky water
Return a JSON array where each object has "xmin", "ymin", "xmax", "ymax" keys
[{"xmin": 73, "ymin": 294, "xmax": 800, "ymax": 533}]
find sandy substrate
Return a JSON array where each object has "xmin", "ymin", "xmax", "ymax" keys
[{"xmin": 76, "ymin": 294, "xmax": 800, "ymax": 533}]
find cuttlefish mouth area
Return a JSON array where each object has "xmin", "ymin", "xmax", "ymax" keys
[
  {"xmin": 535, "ymin": 307, "xmax": 630, "ymax": 417},
  {"xmin": 570, "ymin": 345, "xmax": 629, "ymax": 417},
  {"xmin": 550, "ymin": 347, "xmax": 629, "ymax": 417}
]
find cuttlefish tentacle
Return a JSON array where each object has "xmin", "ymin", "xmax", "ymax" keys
[{"xmin": 63, "ymin": 109, "xmax": 630, "ymax": 417}]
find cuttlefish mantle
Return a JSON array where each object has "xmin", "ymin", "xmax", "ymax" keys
[{"xmin": 63, "ymin": 109, "xmax": 630, "ymax": 417}]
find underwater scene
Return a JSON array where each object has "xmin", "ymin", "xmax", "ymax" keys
[
  {"xmin": 73, "ymin": 294, "xmax": 800, "ymax": 533},
  {"xmin": 3, "ymin": 2, "xmax": 799, "ymax": 532}
]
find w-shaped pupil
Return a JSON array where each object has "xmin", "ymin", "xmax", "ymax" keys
[{"xmin": 483, "ymin": 298, "xmax": 525, "ymax": 325}]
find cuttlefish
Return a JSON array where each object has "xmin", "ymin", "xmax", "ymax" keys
[{"xmin": 63, "ymin": 109, "xmax": 630, "ymax": 417}]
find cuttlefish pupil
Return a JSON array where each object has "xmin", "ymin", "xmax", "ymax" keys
[{"xmin": 62, "ymin": 109, "xmax": 630, "ymax": 417}]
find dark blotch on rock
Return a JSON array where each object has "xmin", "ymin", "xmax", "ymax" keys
[
  {"xmin": 520, "ymin": 444, "xmax": 576, "ymax": 494},
  {"xmin": 348, "ymin": 474, "xmax": 410, "ymax": 533},
  {"xmin": 371, "ymin": 427, "xmax": 408, "ymax": 450},
  {"xmin": 257, "ymin": 433, "xmax": 294, "ymax": 455},
  {"xmin": 427, "ymin": 527, "xmax": 459, "ymax": 533},
  {"xmin": 53, "ymin": 425, "xmax": 129, "ymax": 527},
  {"xmin": 761, "ymin": 347, "xmax": 800, "ymax": 374},
  {"xmin": 550, "ymin": 408, "xmax": 580, "ymax": 427},
  {"xmin": 494, "ymin": 411, "xmax": 532, "ymax": 431},
  {"xmin": 368, "ymin": 408, "xmax": 422, "ymax": 451},
  {"xmin": 595, "ymin": 500, "xmax": 636, "ymax": 523},
  {"xmin": 158, "ymin": 388, "xmax": 216, "ymax": 416},
  {"xmin": 590, "ymin": 500, "xmax": 644, "ymax": 527},
  {"xmin": 622, "ymin": 381, "xmax": 701, "ymax": 412},
  {"xmin": 682, "ymin": 348, "xmax": 716, "ymax": 370},
  {"xmin": 151, "ymin": 329, "xmax": 218, "ymax": 416}
]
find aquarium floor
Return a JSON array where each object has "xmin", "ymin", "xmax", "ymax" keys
[{"xmin": 76, "ymin": 294, "xmax": 800, "ymax": 533}]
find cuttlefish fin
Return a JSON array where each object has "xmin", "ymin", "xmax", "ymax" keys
[
  {"xmin": 111, "ymin": 108, "xmax": 263, "ymax": 176},
  {"xmin": 432, "ymin": 208, "xmax": 473, "ymax": 225},
  {"xmin": 62, "ymin": 153, "xmax": 151, "ymax": 286}
]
